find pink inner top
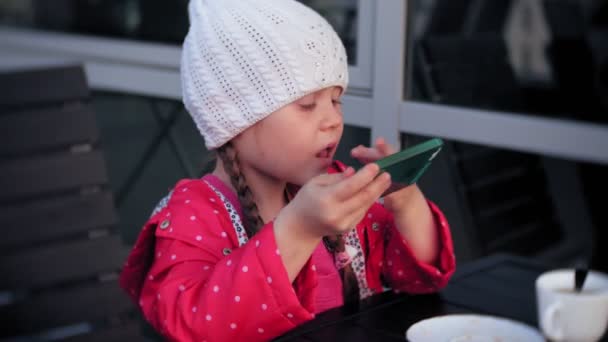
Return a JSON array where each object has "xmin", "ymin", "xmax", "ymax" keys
[{"xmin": 202, "ymin": 174, "xmax": 343, "ymax": 313}]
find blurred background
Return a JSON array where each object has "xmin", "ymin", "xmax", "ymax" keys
[{"xmin": 0, "ymin": 0, "xmax": 607, "ymax": 339}]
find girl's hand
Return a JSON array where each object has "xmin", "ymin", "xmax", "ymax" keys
[
  {"xmin": 350, "ymin": 137, "xmax": 417, "ymax": 211},
  {"xmin": 350, "ymin": 137, "xmax": 396, "ymax": 164},
  {"xmin": 275, "ymin": 163, "xmax": 391, "ymax": 238},
  {"xmin": 273, "ymin": 164, "xmax": 391, "ymax": 282},
  {"xmin": 352, "ymin": 138, "xmax": 440, "ymax": 265}
]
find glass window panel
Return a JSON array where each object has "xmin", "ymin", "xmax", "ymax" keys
[
  {"xmin": 405, "ymin": 0, "xmax": 608, "ymax": 125},
  {"xmin": 92, "ymin": 92, "xmax": 368, "ymax": 243},
  {"xmin": 0, "ymin": 0, "xmax": 359, "ymax": 64},
  {"xmin": 92, "ymin": 92, "xmax": 206, "ymax": 243},
  {"xmin": 403, "ymin": 131, "xmax": 607, "ymax": 269}
]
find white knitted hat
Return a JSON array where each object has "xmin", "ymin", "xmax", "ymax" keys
[{"xmin": 181, "ymin": 0, "xmax": 349, "ymax": 149}]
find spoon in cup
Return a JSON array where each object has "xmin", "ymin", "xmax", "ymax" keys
[{"xmin": 575, "ymin": 262, "xmax": 589, "ymax": 292}]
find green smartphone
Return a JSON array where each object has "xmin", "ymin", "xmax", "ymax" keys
[{"xmin": 374, "ymin": 138, "xmax": 443, "ymax": 195}]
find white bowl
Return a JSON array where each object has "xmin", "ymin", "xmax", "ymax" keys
[{"xmin": 406, "ymin": 314, "xmax": 544, "ymax": 342}]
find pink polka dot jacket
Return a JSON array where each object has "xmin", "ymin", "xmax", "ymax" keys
[{"xmin": 119, "ymin": 162, "xmax": 456, "ymax": 341}]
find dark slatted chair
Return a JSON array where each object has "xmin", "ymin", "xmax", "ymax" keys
[
  {"xmin": 0, "ymin": 66, "xmax": 144, "ymax": 341},
  {"xmin": 413, "ymin": 31, "xmax": 567, "ymax": 258}
]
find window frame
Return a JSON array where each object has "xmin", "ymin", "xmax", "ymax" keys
[{"xmin": 2, "ymin": 0, "xmax": 608, "ymax": 164}]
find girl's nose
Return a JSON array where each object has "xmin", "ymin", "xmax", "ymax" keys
[{"xmin": 320, "ymin": 104, "xmax": 343, "ymax": 131}]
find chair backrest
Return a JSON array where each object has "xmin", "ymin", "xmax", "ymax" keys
[
  {"xmin": 0, "ymin": 66, "xmax": 142, "ymax": 340},
  {"xmin": 412, "ymin": 30, "xmax": 563, "ymax": 258},
  {"xmin": 449, "ymin": 143, "xmax": 563, "ymax": 256}
]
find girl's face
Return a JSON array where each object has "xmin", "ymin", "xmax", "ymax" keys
[{"xmin": 233, "ymin": 86, "xmax": 344, "ymax": 186}]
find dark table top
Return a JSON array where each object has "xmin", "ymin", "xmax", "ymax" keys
[{"xmin": 276, "ymin": 253, "xmax": 607, "ymax": 341}]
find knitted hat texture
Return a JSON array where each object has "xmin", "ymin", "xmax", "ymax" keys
[{"xmin": 181, "ymin": 0, "xmax": 349, "ymax": 149}]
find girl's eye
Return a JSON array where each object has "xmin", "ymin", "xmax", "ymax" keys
[
  {"xmin": 300, "ymin": 103, "xmax": 316, "ymax": 111},
  {"xmin": 333, "ymin": 99, "xmax": 343, "ymax": 105}
]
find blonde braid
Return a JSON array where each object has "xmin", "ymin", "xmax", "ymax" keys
[{"xmin": 216, "ymin": 142, "xmax": 264, "ymax": 236}]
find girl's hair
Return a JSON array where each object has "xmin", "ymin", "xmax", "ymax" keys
[
  {"xmin": 216, "ymin": 142, "xmax": 265, "ymax": 235},
  {"xmin": 216, "ymin": 142, "xmax": 360, "ymax": 303}
]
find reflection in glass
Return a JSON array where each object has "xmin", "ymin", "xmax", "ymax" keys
[
  {"xmin": 403, "ymin": 132, "xmax": 607, "ymax": 271},
  {"xmin": 407, "ymin": 0, "xmax": 608, "ymax": 125},
  {"xmin": 0, "ymin": 0, "xmax": 359, "ymax": 65},
  {"xmin": 403, "ymin": 133, "xmax": 560, "ymax": 258}
]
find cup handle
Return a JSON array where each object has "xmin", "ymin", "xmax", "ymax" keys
[{"xmin": 542, "ymin": 301, "xmax": 563, "ymax": 340}]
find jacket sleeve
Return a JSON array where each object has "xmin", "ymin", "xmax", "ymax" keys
[
  {"xmin": 137, "ymin": 181, "xmax": 317, "ymax": 342},
  {"xmin": 378, "ymin": 200, "xmax": 456, "ymax": 294}
]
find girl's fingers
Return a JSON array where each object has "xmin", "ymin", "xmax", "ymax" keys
[
  {"xmin": 331, "ymin": 163, "xmax": 381, "ymax": 200},
  {"xmin": 375, "ymin": 137, "xmax": 396, "ymax": 156},
  {"xmin": 313, "ymin": 168, "xmax": 354, "ymax": 186},
  {"xmin": 351, "ymin": 138, "xmax": 396, "ymax": 164},
  {"xmin": 351, "ymin": 145, "xmax": 384, "ymax": 164},
  {"xmin": 343, "ymin": 171, "xmax": 391, "ymax": 213}
]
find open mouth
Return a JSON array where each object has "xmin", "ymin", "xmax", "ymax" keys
[{"xmin": 316, "ymin": 143, "xmax": 336, "ymax": 159}]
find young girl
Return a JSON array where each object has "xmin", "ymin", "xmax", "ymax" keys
[{"xmin": 120, "ymin": 0, "xmax": 455, "ymax": 340}]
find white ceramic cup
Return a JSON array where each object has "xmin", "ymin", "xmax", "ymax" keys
[{"xmin": 536, "ymin": 269, "xmax": 608, "ymax": 342}]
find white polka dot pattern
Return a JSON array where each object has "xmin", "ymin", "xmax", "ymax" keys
[{"xmin": 118, "ymin": 165, "xmax": 457, "ymax": 341}]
